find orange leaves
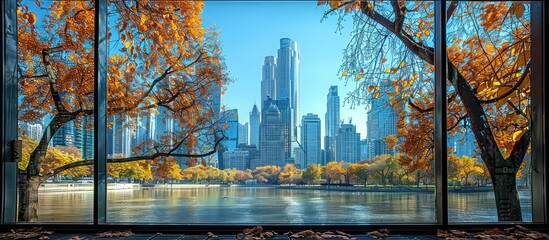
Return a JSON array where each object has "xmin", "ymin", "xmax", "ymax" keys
[
  {"xmin": 119, "ymin": 21, "xmax": 128, "ymax": 32},
  {"xmin": 329, "ymin": 0, "xmax": 343, "ymax": 9},
  {"xmin": 21, "ymin": 12, "xmax": 37, "ymax": 25},
  {"xmin": 510, "ymin": 2, "xmax": 525, "ymax": 19},
  {"xmin": 515, "ymin": 50, "xmax": 530, "ymax": 67}
]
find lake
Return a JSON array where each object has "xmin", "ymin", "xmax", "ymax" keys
[{"xmin": 36, "ymin": 186, "xmax": 532, "ymax": 223}]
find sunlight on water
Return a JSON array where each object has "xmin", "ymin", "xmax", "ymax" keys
[{"xmin": 37, "ymin": 187, "xmax": 531, "ymax": 223}]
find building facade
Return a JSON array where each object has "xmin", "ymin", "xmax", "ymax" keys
[
  {"xmin": 324, "ymin": 85, "xmax": 340, "ymax": 164},
  {"xmin": 261, "ymin": 56, "xmax": 277, "ymax": 107},
  {"xmin": 276, "ymin": 38, "xmax": 300, "ymax": 159},
  {"xmin": 249, "ymin": 104, "xmax": 260, "ymax": 148},
  {"xmin": 259, "ymin": 103, "xmax": 285, "ymax": 167},
  {"xmin": 238, "ymin": 122, "xmax": 249, "ymax": 145},
  {"xmin": 334, "ymin": 123, "xmax": 361, "ymax": 164},
  {"xmin": 301, "ymin": 113, "xmax": 321, "ymax": 168},
  {"xmin": 366, "ymin": 95, "xmax": 398, "ymax": 157}
]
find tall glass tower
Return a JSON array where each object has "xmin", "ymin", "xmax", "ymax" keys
[
  {"xmin": 301, "ymin": 113, "xmax": 321, "ymax": 168},
  {"xmin": 261, "ymin": 56, "xmax": 277, "ymax": 110},
  {"xmin": 249, "ymin": 104, "xmax": 260, "ymax": 147},
  {"xmin": 276, "ymin": 38, "xmax": 300, "ymax": 159},
  {"xmin": 324, "ymin": 85, "xmax": 340, "ymax": 164}
]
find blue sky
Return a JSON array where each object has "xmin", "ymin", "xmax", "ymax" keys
[{"xmin": 202, "ymin": 1, "xmax": 368, "ymax": 140}]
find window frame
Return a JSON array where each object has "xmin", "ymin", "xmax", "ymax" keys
[{"xmin": 1, "ymin": 0, "xmax": 546, "ymax": 230}]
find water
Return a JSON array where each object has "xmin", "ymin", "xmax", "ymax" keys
[{"xmin": 37, "ymin": 187, "xmax": 532, "ymax": 223}]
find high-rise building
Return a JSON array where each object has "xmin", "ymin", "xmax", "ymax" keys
[
  {"xmin": 301, "ymin": 113, "xmax": 321, "ymax": 168},
  {"xmin": 334, "ymin": 122, "xmax": 361, "ymax": 164},
  {"xmin": 249, "ymin": 104, "xmax": 260, "ymax": 147},
  {"xmin": 262, "ymin": 98, "xmax": 292, "ymax": 162},
  {"xmin": 259, "ymin": 103, "xmax": 285, "ymax": 167},
  {"xmin": 223, "ymin": 150, "xmax": 249, "ymax": 171},
  {"xmin": 359, "ymin": 139, "xmax": 370, "ymax": 161},
  {"xmin": 238, "ymin": 122, "xmax": 249, "ymax": 145},
  {"xmin": 367, "ymin": 95, "xmax": 398, "ymax": 157},
  {"xmin": 218, "ymin": 109, "xmax": 239, "ymax": 169},
  {"xmin": 276, "ymin": 38, "xmax": 300, "ymax": 159},
  {"xmin": 53, "ymin": 120, "xmax": 77, "ymax": 147},
  {"xmin": 261, "ymin": 56, "xmax": 277, "ymax": 108},
  {"xmin": 324, "ymin": 86, "xmax": 340, "ymax": 164},
  {"xmin": 221, "ymin": 109, "xmax": 239, "ymax": 150},
  {"xmin": 223, "ymin": 143, "xmax": 259, "ymax": 170},
  {"xmin": 80, "ymin": 116, "xmax": 94, "ymax": 159},
  {"xmin": 448, "ymin": 123, "xmax": 477, "ymax": 158},
  {"xmin": 26, "ymin": 123, "xmax": 43, "ymax": 142}
]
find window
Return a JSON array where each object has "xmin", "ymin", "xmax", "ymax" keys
[{"xmin": 2, "ymin": 0, "xmax": 546, "ymax": 226}]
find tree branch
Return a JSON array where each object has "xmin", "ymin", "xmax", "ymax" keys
[
  {"xmin": 46, "ymin": 131, "xmax": 226, "ymax": 178},
  {"xmin": 479, "ymin": 61, "xmax": 530, "ymax": 104},
  {"xmin": 42, "ymin": 46, "xmax": 67, "ymax": 113}
]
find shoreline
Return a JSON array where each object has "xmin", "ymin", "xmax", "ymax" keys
[{"xmin": 37, "ymin": 183, "xmax": 519, "ymax": 193}]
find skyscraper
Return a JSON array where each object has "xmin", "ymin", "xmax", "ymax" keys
[
  {"xmin": 26, "ymin": 123, "xmax": 43, "ymax": 142},
  {"xmin": 325, "ymin": 86, "xmax": 340, "ymax": 164},
  {"xmin": 249, "ymin": 104, "xmax": 260, "ymax": 147},
  {"xmin": 221, "ymin": 109, "xmax": 239, "ymax": 151},
  {"xmin": 276, "ymin": 38, "xmax": 300, "ymax": 159},
  {"xmin": 53, "ymin": 120, "xmax": 77, "ymax": 147},
  {"xmin": 262, "ymin": 98, "xmax": 292, "ymax": 162},
  {"xmin": 238, "ymin": 122, "xmax": 249, "ymax": 145},
  {"xmin": 259, "ymin": 103, "xmax": 285, "ymax": 167},
  {"xmin": 301, "ymin": 113, "xmax": 321, "ymax": 168},
  {"xmin": 334, "ymin": 122, "xmax": 361, "ymax": 164},
  {"xmin": 261, "ymin": 56, "xmax": 277, "ymax": 108},
  {"xmin": 367, "ymin": 94, "xmax": 399, "ymax": 157},
  {"xmin": 80, "ymin": 116, "xmax": 94, "ymax": 159}
]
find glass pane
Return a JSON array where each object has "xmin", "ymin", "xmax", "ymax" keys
[
  {"xmin": 17, "ymin": 0, "xmax": 94, "ymax": 222},
  {"xmin": 446, "ymin": 1, "xmax": 532, "ymax": 222},
  {"xmin": 100, "ymin": 0, "xmax": 438, "ymax": 224}
]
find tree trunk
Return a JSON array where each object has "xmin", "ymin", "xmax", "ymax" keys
[
  {"xmin": 19, "ymin": 176, "xmax": 42, "ymax": 222},
  {"xmin": 492, "ymin": 172, "xmax": 522, "ymax": 221}
]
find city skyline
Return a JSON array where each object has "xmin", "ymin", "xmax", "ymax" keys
[{"xmin": 201, "ymin": 1, "xmax": 368, "ymax": 142}]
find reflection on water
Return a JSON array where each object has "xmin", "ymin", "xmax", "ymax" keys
[{"xmin": 37, "ymin": 187, "xmax": 531, "ymax": 223}]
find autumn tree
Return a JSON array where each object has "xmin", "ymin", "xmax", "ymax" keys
[
  {"xmin": 151, "ymin": 157, "xmax": 183, "ymax": 182},
  {"xmin": 323, "ymin": 161, "xmax": 346, "ymax": 184},
  {"xmin": 108, "ymin": 160, "xmax": 153, "ymax": 183},
  {"xmin": 17, "ymin": 1, "xmax": 228, "ymax": 221},
  {"xmin": 278, "ymin": 164, "xmax": 303, "ymax": 185},
  {"xmin": 252, "ymin": 165, "xmax": 281, "ymax": 184},
  {"xmin": 302, "ymin": 164, "xmax": 322, "ymax": 184},
  {"xmin": 353, "ymin": 163, "xmax": 370, "ymax": 186},
  {"xmin": 321, "ymin": 0, "xmax": 532, "ymax": 221},
  {"xmin": 369, "ymin": 154, "xmax": 399, "ymax": 187},
  {"xmin": 449, "ymin": 154, "xmax": 482, "ymax": 185}
]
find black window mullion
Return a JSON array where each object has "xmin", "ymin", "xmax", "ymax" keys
[
  {"xmin": 1, "ymin": 0, "xmax": 18, "ymax": 224},
  {"xmin": 93, "ymin": 0, "xmax": 108, "ymax": 225},
  {"xmin": 530, "ymin": 0, "xmax": 546, "ymax": 224},
  {"xmin": 434, "ymin": 0, "xmax": 448, "ymax": 226}
]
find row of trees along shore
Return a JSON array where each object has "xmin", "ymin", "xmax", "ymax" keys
[
  {"xmin": 16, "ymin": 1, "xmax": 532, "ymax": 222},
  {"xmin": 23, "ymin": 136, "xmax": 528, "ymax": 188}
]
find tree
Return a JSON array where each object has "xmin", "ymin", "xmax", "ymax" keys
[
  {"xmin": 108, "ymin": 160, "xmax": 153, "ymax": 182},
  {"xmin": 151, "ymin": 157, "xmax": 183, "ymax": 182},
  {"xmin": 17, "ymin": 1, "xmax": 228, "ymax": 221},
  {"xmin": 278, "ymin": 164, "xmax": 302, "ymax": 185},
  {"xmin": 302, "ymin": 164, "xmax": 322, "ymax": 184},
  {"xmin": 252, "ymin": 165, "xmax": 281, "ymax": 184},
  {"xmin": 369, "ymin": 154, "xmax": 399, "ymax": 187},
  {"xmin": 323, "ymin": 161, "xmax": 346, "ymax": 184},
  {"xmin": 355, "ymin": 163, "xmax": 370, "ymax": 186},
  {"xmin": 321, "ymin": 0, "xmax": 531, "ymax": 221}
]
